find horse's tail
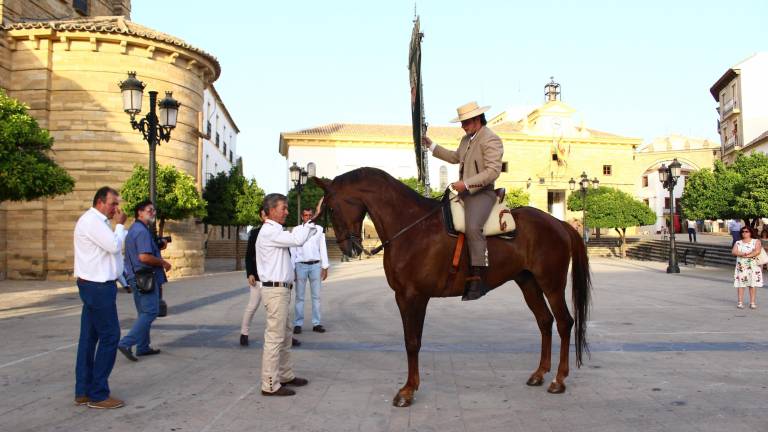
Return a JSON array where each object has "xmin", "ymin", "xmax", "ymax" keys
[{"xmin": 563, "ymin": 221, "xmax": 591, "ymax": 367}]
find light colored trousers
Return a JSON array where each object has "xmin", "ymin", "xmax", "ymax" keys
[
  {"xmin": 240, "ymin": 283, "xmax": 262, "ymax": 336},
  {"xmin": 294, "ymin": 262, "xmax": 322, "ymax": 327},
  {"xmin": 463, "ymin": 188, "xmax": 497, "ymax": 267},
  {"xmin": 260, "ymin": 286, "xmax": 295, "ymax": 393}
]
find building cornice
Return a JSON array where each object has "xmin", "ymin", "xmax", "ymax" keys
[{"xmin": 3, "ymin": 16, "xmax": 220, "ymax": 83}]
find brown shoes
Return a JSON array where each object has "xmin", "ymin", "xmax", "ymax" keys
[
  {"xmin": 87, "ymin": 396, "xmax": 125, "ymax": 409},
  {"xmin": 74, "ymin": 395, "xmax": 89, "ymax": 406},
  {"xmin": 261, "ymin": 386, "xmax": 296, "ymax": 396},
  {"xmin": 281, "ymin": 377, "xmax": 309, "ymax": 386}
]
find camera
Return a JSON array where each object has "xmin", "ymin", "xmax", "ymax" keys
[{"xmin": 157, "ymin": 235, "xmax": 172, "ymax": 247}]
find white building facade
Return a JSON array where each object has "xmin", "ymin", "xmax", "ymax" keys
[
  {"xmin": 202, "ymin": 85, "xmax": 239, "ymax": 186},
  {"xmin": 710, "ymin": 52, "xmax": 768, "ymax": 162}
]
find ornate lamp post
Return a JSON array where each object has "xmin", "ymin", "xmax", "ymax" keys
[
  {"xmin": 119, "ymin": 72, "xmax": 180, "ymax": 317},
  {"xmin": 289, "ymin": 162, "xmax": 315, "ymax": 221},
  {"xmin": 119, "ymin": 71, "xmax": 180, "ymax": 207},
  {"xmin": 569, "ymin": 171, "xmax": 599, "ymax": 244},
  {"xmin": 658, "ymin": 158, "xmax": 682, "ymax": 274}
]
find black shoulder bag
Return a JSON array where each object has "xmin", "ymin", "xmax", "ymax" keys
[{"xmin": 126, "ymin": 236, "xmax": 156, "ymax": 294}]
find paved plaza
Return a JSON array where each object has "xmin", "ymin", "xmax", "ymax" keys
[{"xmin": 1, "ymin": 257, "xmax": 767, "ymax": 432}]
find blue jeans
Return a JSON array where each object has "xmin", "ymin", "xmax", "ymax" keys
[
  {"xmin": 294, "ymin": 262, "xmax": 322, "ymax": 327},
  {"xmin": 119, "ymin": 278, "xmax": 160, "ymax": 355},
  {"xmin": 75, "ymin": 279, "xmax": 120, "ymax": 402}
]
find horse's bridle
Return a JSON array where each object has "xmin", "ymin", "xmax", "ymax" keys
[{"xmin": 331, "ymin": 190, "xmax": 448, "ymax": 256}]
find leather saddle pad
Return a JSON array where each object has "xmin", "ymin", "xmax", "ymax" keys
[{"xmin": 447, "ymin": 189, "xmax": 516, "ymax": 236}]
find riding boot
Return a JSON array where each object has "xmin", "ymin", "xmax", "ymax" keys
[{"xmin": 462, "ymin": 266, "xmax": 490, "ymax": 301}]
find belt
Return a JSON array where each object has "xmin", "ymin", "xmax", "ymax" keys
[
  {"xmin": 261, "ymin": 281, "xmax": 292, "ymax": 288},
  {"xmin": 299, "ymin": 260, "xmax": 320, "ymax": 265},
  {"xmin": 77, "ymin": 278, "xmax": 116, "ymax": 284}
]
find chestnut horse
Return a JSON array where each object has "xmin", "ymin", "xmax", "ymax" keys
[{"xmin": 314, "ymin": 168, "xmax": 591, "ymax": 407}]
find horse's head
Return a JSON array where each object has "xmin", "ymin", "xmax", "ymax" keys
[{"xmin": 314, "ymin": 176, "xmax": 367, "ymax": 258}]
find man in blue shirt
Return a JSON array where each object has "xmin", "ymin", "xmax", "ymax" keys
[{"xmin": 118, "ymin": 200, "xmax": 171, "ymax": 361}]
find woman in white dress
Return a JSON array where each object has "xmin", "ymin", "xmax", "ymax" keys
[{"xmin": 732, "ymin": 227, "xmax": 762, "ymax": 309}]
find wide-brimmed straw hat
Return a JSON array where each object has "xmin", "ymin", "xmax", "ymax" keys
[{"xmin": 450, "ymin": 101, "xmax": 491, "ymax": 123}]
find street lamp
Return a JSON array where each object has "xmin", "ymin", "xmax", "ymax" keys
[
  {"xmin": 119, "ymin": 72, "xmax": 180, "ymax": 317},
  {"xmin": 290, "ymin": 162, "xmax": 315, "ymax": 221},
  {"xmin": 119, "ymin": 72, "xmax": 180, "ymax": 208},
  {"xmin": 569, "ymin": 171, "xmax": 596, "ymax": 244},
  {"xmin": 658, "ymin": 158, "xmax": 682, "ymax": 274}
]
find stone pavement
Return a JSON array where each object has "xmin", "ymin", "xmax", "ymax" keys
[{"xmin": 1, "ymin": 257, "xmax": 767, "ymax": 432}]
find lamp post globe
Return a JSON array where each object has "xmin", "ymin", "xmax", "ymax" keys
[
  {"xmin": 119, "ymin": 71, "xmax": 145, "ymax": 116},
  {"xmin": 158, "ymin": 91, "xmax": 181, "ymax": 129}
]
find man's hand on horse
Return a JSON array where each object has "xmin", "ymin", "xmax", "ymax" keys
[
  {"xmin": 451, "ymin": 181, "xmax": 467, "ymax": 193},
  {"xmin": 421, "ymin": 136, "xmax": 432, "ymax": 149}
]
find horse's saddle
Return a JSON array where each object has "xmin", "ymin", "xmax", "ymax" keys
[{"xmin": 442, "ymin": 188, "xmax": 516, "ymax": 238}]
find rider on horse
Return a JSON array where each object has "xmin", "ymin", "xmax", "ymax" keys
[{"xmin": 422, "ymin": 101, "xmax": 504, "ymax": 301}]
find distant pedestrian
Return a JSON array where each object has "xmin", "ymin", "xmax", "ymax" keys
[
  {"xmin": 240, "ymin": 213, "xmax": 264, "ymax": 347},
  {"xmin": 73, "ymin": 186, "xmax": 127, "ymax": 409},
  {"xmin": 687, "ymin": 219, "xmax": 697, "ymax": 243},
  {"xmin": 761, "ymin": 229, "xmax": 768, "ymax": 271},
  {"xmin": 118, "ymin": 200, "xmax": 170, "ymax": 362},
  {"xmin": 257, "ymin": 193, "xmax": 317, "ymax": 396},
  {"xmin": 728, "ymin": 219, "xmax": 743, "ymax": 246},
  {"xmin": 732, "ymin": 226, "xmax": 762, "ymax": 310},
  {"xmin": 292, "ymin": 207, "xmax": 330, "ymax": 335}
]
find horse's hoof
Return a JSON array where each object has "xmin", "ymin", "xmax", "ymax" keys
[
  {"xmin": 393, "ymin": 393, "xmax": 412, "ymax": 407},
  {"xmin": 526, "ymin": 375, "xmax": 545, "ymax": 386},
  {"xmin": 547, "ymin": 381, "xmax": 566, "ymax": 394}
]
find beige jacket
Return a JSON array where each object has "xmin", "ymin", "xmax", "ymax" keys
[{"xmin": 432, "ymin": 126, "xmax": 504, "ymax": 194}]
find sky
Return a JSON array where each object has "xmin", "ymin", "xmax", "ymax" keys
[{"xmin": 133, "ymin": 0, "xmax": 768, "ymax": 194}]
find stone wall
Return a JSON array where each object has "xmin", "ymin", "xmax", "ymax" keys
[
  {"xmin": 1, "ymin": 0, "xmax": 131, "ymax": 23},
  {"xmin": 1, "ymin": 20, "xmax": 218, "ymax": 280}
]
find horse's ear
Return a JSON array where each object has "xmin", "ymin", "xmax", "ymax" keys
[{"xmin": 312, "ymin": 177, "xmax": 332, "ymax": 192}]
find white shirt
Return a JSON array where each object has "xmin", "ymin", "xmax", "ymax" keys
[
  {"xmin": 728, "ymin": 219, "xmax": 743, "ymax": 232},
  {"xmin": 291, "ymin": 227, "xmax": 329, "ymax": 269},
  {"xmin": 73, "ymin": 208, "xmax": 126, "ymax": 282},
  {"xmin": 687, "ymin": 220, "xmax": 696, "ymax": 229},
  {"xmin": 256, "ymin": 219, "xmax": 317, "ymax": 284}
]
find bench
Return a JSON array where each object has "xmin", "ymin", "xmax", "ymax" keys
[{"xmin": 678, "ymin": 248, "xmax": 707, "ymax": 267}]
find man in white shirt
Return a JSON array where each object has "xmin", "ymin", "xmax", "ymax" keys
[
  {"xmin": 728, "ymin": 219, "xmax": 743, "ymax": 246},
  {"xmin": 257, "ymin": 193, "xmax": 317, "ymax": 396},
  {"xmin": 73, "ymin": 186, "xmax": 128, "ymax": 409},
  {"xmin": 291, "ymin": 207, "xmax": 330, "ymax": 334},
  {"xmin": 687, "ymin": 219, "xmax": 697, "ymax": 243}
]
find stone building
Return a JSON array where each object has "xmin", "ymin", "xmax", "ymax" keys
[{"xmin": 0, "ymin": 0, "xmax": 222, "ymax": 279}]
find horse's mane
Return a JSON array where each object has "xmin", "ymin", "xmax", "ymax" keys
[{"xmin": 335, "ymin": 167, "xmax": 440, "ymax": 207}]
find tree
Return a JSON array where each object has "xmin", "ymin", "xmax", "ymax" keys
[
  {"xmin": 568, "ymin": 187, "xmax": 656, "ymax": 257},
  {"xmin": 203, "ymin": 168, "xmax": 264, "ymax": 270},
  {"xmin": 681, "ymin": 154, "xmax": 768, "ymax": 227},
  {"xmin": 121, "ymin": 164, "xmax": 207, "ymax": 236},
  {"xmin": 287, "ymin": 178, "xmax": 329, "ymax": 227},
  {"xmin": 0, "ymin": 90, "xmax": 75, "ymax": 202},
  {"xmin": 504, "ymin": 188, "xmax": 530, "ymax": 208}
]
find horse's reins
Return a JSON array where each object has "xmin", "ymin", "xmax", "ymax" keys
[{"xmin": 340, "ymin": 190, "xmax": 451, "ymax": 256}]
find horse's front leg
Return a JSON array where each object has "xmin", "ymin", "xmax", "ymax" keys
[{"xmin": 392, "ymin": 292, "xmax": 429, "ymax": 408}]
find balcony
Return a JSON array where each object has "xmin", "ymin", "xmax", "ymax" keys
[
  {"xmin": 723, "ymin": 136, "xmax": 738, "ymax": 152},
  {"xmin": 721, "ymin": 99, "xmax": 740, "ymax": 119}
]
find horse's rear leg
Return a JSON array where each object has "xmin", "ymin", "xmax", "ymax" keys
[
  {"xmin": 516, "ymin": 274, "xmax": 554, "ymax": 387},
  {"xmin": 392, "ymin": 292, "xmax": 428, "ymax": 408},
  {"xmin": 543, "ymin": 289, "xmax": 574, "ymax": 394}
]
